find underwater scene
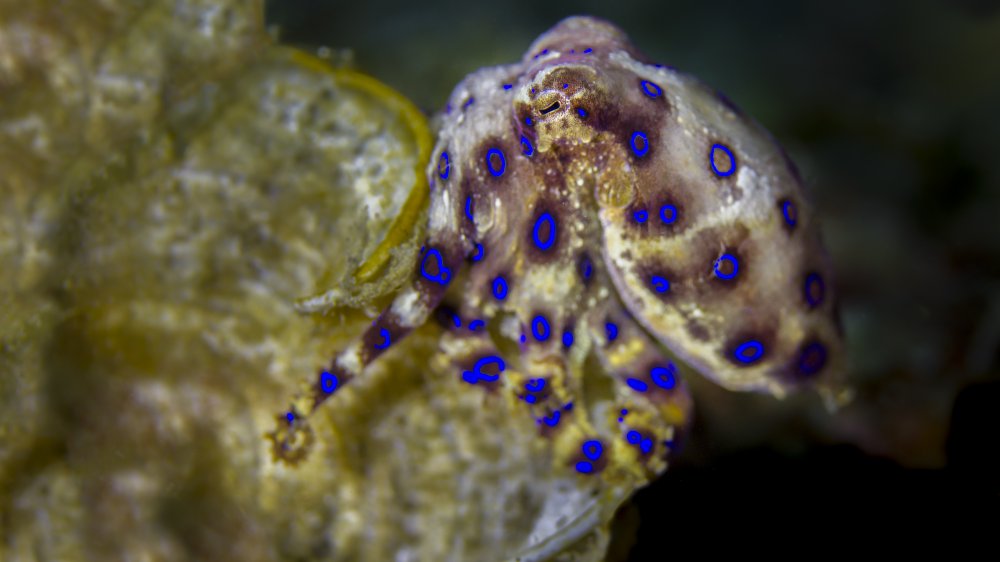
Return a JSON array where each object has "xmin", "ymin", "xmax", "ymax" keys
[{"xmin": 2, "ymin": 0, "xmax": 998, "ymax": 559}]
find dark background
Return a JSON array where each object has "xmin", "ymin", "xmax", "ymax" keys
[{"xmin": 266, "ymin": 0, "xmax": 1000, "ymax": 551}]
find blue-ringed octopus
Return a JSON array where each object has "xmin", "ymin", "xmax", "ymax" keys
[{"xmin": 269, "ymin": 16, "xmax": 844, "ymax": 479}]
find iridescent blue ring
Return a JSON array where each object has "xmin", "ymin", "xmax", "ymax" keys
[
  {"xmin": 659, "ymin": 204, "xmax": 678, "ymax": 224},
  {"xmin": 734, "ymin": 340, "xmax": 765, "ymax": 364},
  {"xmin": 799, "ymin": 342, "xmax": 827, "ymax": 375},
  {"xmin": 492, "ymin": 276, "xmax": 508, "ymax": 300},
  {"xmin": 626, "ymin": 378, "xmax": 648, "ymax": 392},
  {"xmin": 631, "ymin": 131, "xmax": 649, "ymax": 157},
  {"xmin": 438, "ymin": 151, "xmax": 450, "ymax": 180},
  {"xmin": 319, "ymin": 370, "xmax": 339, "ymax": 394},
  {"xmin": 471, "ymin": 243, "xmax": 484, "ymax": 262},
  {"xmin": 462, "ymin": 355, "xmax": 505, "ymax": 384},
  {"xmin": 781, "ymin": 199, "xmax": 797, "ymax": 227},
  {"xmin": 605, "ymin": 322, "xmax": 618, "ymax": 342},
  {"xmin": 633, "ymin": 209, "xmax": 648, "ymax": 223},
  {"xmin": 532, "ymin": 212, "xmax": 556, "ymax": 251},
  {"xmin": 520, "ymin": 135, "xmax": 534, "ymax": 157},
  {"xmin": 531, "ymin": 315, "xmax": 550, "ymax": 341},
  {"xmin": 419, "ymin": 247, "xmax": 451, "ymax": 284},
  {"xmin": 486, "ymin": 148, "xmax": 506, "ymax": 177},
  {"xmin": 562, "ymin": 330, "xmax": 574, "ymax": 348},
  {"xmin": 525, "ymin": 379, "xmax": 546, "ymax": 393},
  {"xmin": 651, "ymin": 275, "xmax": 670, "ymax": 293},
  {"xmin": 650, "ymin": 364, "xmax": 676, "ymax": 389},
  {"xmin": 804, "ymin": 273, "xmax": 824, "ymax": 307},
  {"xmin": 710, "ymin": 143, "xmax": 736, "ymax": 177},
  {"xmin": 575, "ymin": 461, "xmax": 594, "ymax": 474},
  {"xmin": 464, "ymin": 196, "xmax": 474, "ymax": 221},
  {"xmin": 713, "ymin": 254, "xmax": 739, "ymax": 280},
  {"xmin": 577, "ymin": 107, "xmax": 588, "ymax": 118},
  {"xmin": 626, "ymin": 430, "xmax": 641, "ymax": 444},
  {"xmin": 374, "ymin": 328, "xmax": 391, "ymax": 350},
  {"xmin": 640, "ymin": 80, "xmax": 662, "ymax": 98},
  {"xmin": 582, "ymin": 440, "xmax": 603, "ymax": 461}
]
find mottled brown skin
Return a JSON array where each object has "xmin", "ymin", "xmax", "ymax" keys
[{"xmin": 270, "ymin": 17, "xmax": 843, "ymax": 478}]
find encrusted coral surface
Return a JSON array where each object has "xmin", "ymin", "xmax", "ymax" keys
[{"xmin": 0, "ymin": 1, "xmax": 632, "ymax": 560}]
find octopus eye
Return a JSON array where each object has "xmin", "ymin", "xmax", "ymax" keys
[
  {"xmin": 710, "ymin": 143, "xmax": 736, "ymax": 177},
  {"xmin": 630, "ymin": 131, "xmax": 649, "ymax": 157}
]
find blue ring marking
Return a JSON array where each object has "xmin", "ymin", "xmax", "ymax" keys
[
  {"xmin": 640, "ymin": 80, "xmax": 663, "ymax": 98},
  {"xmin": 519, "ymin": 334, "xmax": 526, "ymax": 343},
  {"xmin": 799, "ymin": 342, "xmax": 827, "ymax": 375},
  {"xmin": 525, "ymin": 116, "xmax": 533, "ymax": 126},
  {"xmin": 320, "ymin": 370, "xmax": 339, "ymax": 394},
  {"xmin": 464, "ymin": 196, "xmax": 474, "ymax": 221},
  {"xmin": 503, "ymin": 83, "xmax": 512, "ymax": 90},
  {"xmin": 438, "ymin": 151, "xmax": 450, "ymax": 180},
  {"xmin": 562, "ymin": 83, "xmax": 569, "ymax": 89},
  {"xmin": 581, "ymin": 256, "xmax": 593, "ymax": 280},
  {"xmin": 606, "ymin": 322, "xmax": 618, "ymax": 342},
  {"xmin": 471, "ymin": 243, "xmax": 484, "ymax": 262},
  {"xmin": 805, "ymin": 273, "xmax": 824, "ymax": 307},
  {"xmin": 492, "ymin": 276, "xmax": 508, "ymax": 300},
  {"xmin": 713, "ymin": 253, "xmax": 739, "ymax": 280},
  {"xmin": 468, "ymin": 319, "xmax": 485, "ymax": 332},
  {"xmin": 640, "ymin": 437, "xmax": 653, "ymax": 454},
  {"xmin": 633, "ymin": 209, "xmax": 648, "ymax": 223},
  {"xmin": 577, "ymin": 107, "xmax": 587, "ymax": 118},
  {"xmin": 650, "ymin": 364, "xmax": 676, "ymax": 390},
  {"xmin": 525, "ymin": 379, "xmax": 546, "ymax": 393},
  {"xmin": 531, "ymin": 315, "xmax": 550, "ymax": 341},
  {"xmin": 618, "ymin": 408, "xmax": 628, "ymax": 422},
  {"xmin": 374, "ymin": 327, "xmax": 391, "ymax": 350},
  {"xmin": 463, "ymin": 97, "xmax": 475, "ymax": 109},
  {"xmin": 532, "ymin": 212, "xmax": 557, "ymax": 250},
  {"xmin": 626, "ymin": 430, "xmax": 641, "ymax": 445},
  {"xmin": 285, "ymin": 411, "xmax": 295, "ymax": 423},
  {"xmin": 630, "ymin": 131, "xmax": 649, "ymax": 157},
  {"xmin": 451, "ymin": 313, "xmax": 462, "ymax": 328},
  {"xmin": 524, "ymin": 394, "xmax": 537, "ymax": 404},
  {"xmin": 575, "ymin": 461, "xmax": 594, "ymax": 474},
  {"xmin": 486, "ymin": 148, "xmax": 506, "ymax": 177},
  {"xmin": 562, "ymin": 330, "xmax": 574, "ymax": 348},
  {"xmin": 734, "ymin": 340, "xmax": 765, "ymax": 364},
  {"xmin": 583, "ymin": 47, "xmax": 593, "ymax": 54},
  {"xmin": 582, "ymin": 440, "xmax": 603, "ymax": 461},
  {"xmin": 710, "ymin": 143, "xmax": 736, "ymax": 177},
  {"xmin": 650, "ymin": 275, "xmax": 670, "ymax": 293},
  {"xmin": 543, "ymin": 410, "xmax": 561, "ymax": 426},
  {"xmin": 626, "ymin": 378, "xmax": 648, "ymax": 392},
  {"xmin": 420, "ymin": 247, "xmax": 452, "ymax": 284},
  {"xmin": 520, "ymin": 135, "xmax": 534, "ymax": 156},
  {"xmin": 462, "ymin": 355, "xmax": 506, "ymax": 384},
  {"xmin": 659, "ymin": 204, "xmax": 678, "ymax": 224},
  {"xmin": 782, "ymin": 200, "xmax": 797, "ymax": 227},
  {"xmin": 563, "ymin": 402, "xmax": 574, "ymax": 411}
]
